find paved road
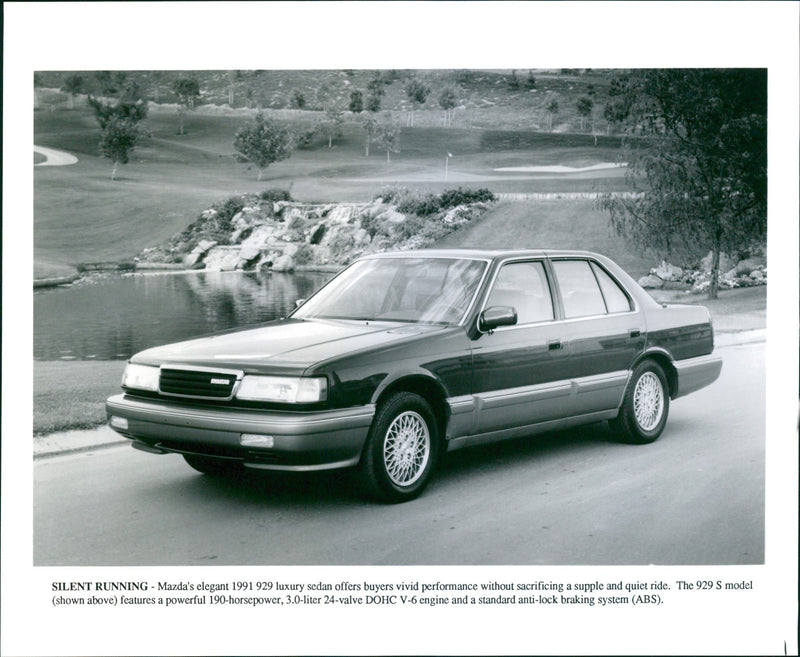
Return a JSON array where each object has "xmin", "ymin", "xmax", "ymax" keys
[{"xmin": 34, "ymin": 343, "xmax": 764, "ymax": 566}]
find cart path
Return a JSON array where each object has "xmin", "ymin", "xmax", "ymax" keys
[{"xmin": 34, "ymin": 145, "xmax": 78, "ymax": 166}]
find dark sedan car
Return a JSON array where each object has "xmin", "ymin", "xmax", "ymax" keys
[{"xmin": 107, "ymin": 249, "xmax": 722, "ymax": 502}]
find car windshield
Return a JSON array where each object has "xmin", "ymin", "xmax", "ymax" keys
[{"xmin": 292, "ymin": 256, "xmax": 487, "ymax": 325}]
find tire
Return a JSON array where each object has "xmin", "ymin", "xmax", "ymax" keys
[
  {"xmin": 359, "ymin": 392, "xmax": 440, "ymax": 503},
  {"xmin": 610, "ymin": 360, "xmax": 670, "ymax": 444},
  {"xmin": 183, "ymin": 454, "xmax": 242, "ymax": 477}
]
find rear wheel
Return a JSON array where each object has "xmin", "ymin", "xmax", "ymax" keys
[
  {"xmin": 183, "ymin": 454, "xmax": 242, "ymax": 477},
  {"xmin": 359, "ymin": 392, "xmax": 440, "ymax": 503},
  {"xmin": 610, "ymin": 360, "xmax": 669, "ymax": 444}
]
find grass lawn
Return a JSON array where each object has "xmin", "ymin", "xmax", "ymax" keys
[
  {"xmin": 33, "ymin": 360, "xmax": 126, "ymax": 435},
  {"xmin": 34, "ymin": 105, "xmax": 629, "ymax": 269},
  {"xmin": 435, "ymin": 199, "xmax": 656, "ymax": 279}
]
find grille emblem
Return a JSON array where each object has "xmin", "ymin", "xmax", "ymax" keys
[{"xmin": 209, "ymin": 378, "xmax": 230, "ymax": 385}]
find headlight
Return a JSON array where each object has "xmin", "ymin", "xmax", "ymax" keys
[
  {"xmin": 122, "ymin": 363, "xmax": 160, "ymax": 392},
  {"xmin": 235, "ymin": 376, "xmax": 328, "ymax": 403}
]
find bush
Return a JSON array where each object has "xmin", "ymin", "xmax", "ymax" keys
[
  {"xmin": 294, "ymin": 242, "xmax": 314, "ymax": 265},
  {"xmin": 213, "ymin": 195, "xmax": 248, "ymax": 231},
  {"xmin": 358, "ymin": 211, "xmax": 383, "ymax": 239},
  {"xmin": 373, "ymin": 185, "xmax": 411, "ymax": 204},
  {"xmin": 260, "ymin": 188, "xmax": 293, "ymax": 203},
  {"xmin": 394, "ymin": 187, "xmax": 497, "ymax": 217}
]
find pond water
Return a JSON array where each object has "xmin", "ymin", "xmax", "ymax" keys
[{"xmin": 34, "ymin": 270, "xmax": 335, "ymax": 361}]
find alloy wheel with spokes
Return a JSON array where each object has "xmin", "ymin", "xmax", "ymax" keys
[
  {"xmin": 633, "ymin": 372, "xmax": 665, "ymax": 431},
  {"xmin": 383, "ymin": 410, "xmax": 431, "ymax": 486},
  {"xmin": 360, "ymin": 392, "xmax": 440, "ymax": 503},
  {"xmin": 610, "ymin": 360, "xmax": 670, "ymax": 444}
]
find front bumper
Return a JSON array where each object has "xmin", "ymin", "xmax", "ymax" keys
[
  {"xmin": 672, "ymin": 353, "xmax": 723, "ymax": 399},
  {"xmin": 105, "ymin": 394, "xmax": 375, "ymax": 471}
]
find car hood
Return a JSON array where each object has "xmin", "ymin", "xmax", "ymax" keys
[{"xmin": 132, "ymin": 318, "xmax": 447, "ymax": 373}]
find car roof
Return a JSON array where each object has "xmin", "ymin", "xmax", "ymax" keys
[{"xmin": 362, "ymin": 248, "xmax": 602, "ymax": 261}]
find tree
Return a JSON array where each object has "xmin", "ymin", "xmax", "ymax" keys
[
  {"xmin": 87, "ymin": 92, "xmax": 148, "ymax": 179},
  {"xmin": 438, "ymin": 87, "xmax": 457, "ymax": 127},
  {"xmin": 320, "ymin": 107, "xmax": 344, "ymax": 148},
  {"xmin": 227, "ymin": 70, "xmax": 238, "ymax": 106},
  {"xmin": 597, "ymin": 69, "xmax": 767, "ymax": 299},
  {"xmin": 34, "ymin": 72, "xmax": 43, "ymax": 109},
  {"xmin": 172, "ymin": 78, "xmax": 200, "ymax": 135},
  {"xmin": 94, "ymin": 71, "xmax": 128, "ymax": 96},
  {"xmin": 349, "ymin": 90, "xmax": 364, "ymax": 114},
  {"xmin": 576, "ymin": 96, "xmax": 593, "ymax": 130},
  {"xmin": 366, "ymin": 74, "xmax": 386, "ymax": 113},
  {"xmin": 233, "ymin": 113, "xmax": 293, "ymax": 180},
  {"xmin": 507, "ymin": 69, "xmax": 520, "ymax": 90},
  {"xmin": 290, "ymin": 90, "xmax": 306, "ymax": 109},
  {"xmin": 404, "ymin": 78, "xmax": 430, "ymax": 126},
  {"xmin": 603, "ymin": 75, "xmax": 631, "ymax": 134},
  {"xmin": 99, "ymin": 116, "xmax": 141, "ymax": 180},
  {"xmin": 545, "ymin": 98, "xmax": 559, "ymax": 130},
  {"xmin": 375, "ymin": 121, "xmax": 400, "ymax": 163},
  {"xmin": 88, "ymin": 95, "xmax": 147, "ymax": 130},
  {"xmin": 526, "ymin": 70, "xmax": 537, "ymax": 89},
  {"xmin": 361, "ymin": 115, "xmax": 379, "ymax": 157},
  {"xmin": 61, "ymin": 74, "xmax": 84, "ymax": 109}
]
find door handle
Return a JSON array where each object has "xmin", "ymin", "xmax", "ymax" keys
[
  {"xmin": 548, "ymin": 340, "xmax": 562, "ymax": 351},
  {"xmin": 629, "ymin": 329, "xmax": 641, "ymax": 339}
]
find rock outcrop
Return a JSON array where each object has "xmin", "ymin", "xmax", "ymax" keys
[{"xmin": 134, "ymin": 191, "xmax": 495, "ymax": 273}]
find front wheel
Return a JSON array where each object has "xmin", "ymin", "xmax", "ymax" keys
[
  {"xmin": 610, "ymin": 360, "xmax": 670, "ymax": 444},
  {"xmin": 359, "ymin": 392, "xmax": 440, "ymax": 503}
]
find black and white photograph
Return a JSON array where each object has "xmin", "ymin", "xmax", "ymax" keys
[{"xmin": 3, "ymin": 2, "xmax": 798, "ymax": 655}]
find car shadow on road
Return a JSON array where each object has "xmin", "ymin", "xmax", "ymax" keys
[
  {"xmin": 173, "ymin": 421, "xmax": 622, "ymax": 506},
  {"xmin": 179, "ymin": 465, "xmax": 366, "ymax": 507}
]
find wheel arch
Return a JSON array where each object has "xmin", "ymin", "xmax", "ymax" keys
[
  {"xmin": 370, "ymin": 373, "xmax": 450, "ymax": 443},
  {"xmin": 632, "ymin": 348, "xmax": 678, "ymax": 398}
]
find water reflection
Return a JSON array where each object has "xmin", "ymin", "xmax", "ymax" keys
[{"xmin": 34, "ymin": 270, "xmax": 335, "ymax": 361}]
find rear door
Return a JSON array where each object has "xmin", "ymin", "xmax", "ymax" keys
[{"xmin": 549, "ymin": 257, "xmax": 645, "ymax": 415}]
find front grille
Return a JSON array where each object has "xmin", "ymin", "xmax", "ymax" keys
[{"xmin": 159, "ymin": 367, "xmax": 240, "ymax": 400}]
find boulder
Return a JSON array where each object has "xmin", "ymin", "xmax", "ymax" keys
[
  {"xmin": 238, "ymin": 244, "xmax": 262, "ymax": 263},
  {"xmin": 183, "ymin": 252, "xmax": 202, "ymax": 267},
  {"xmin": 652, "ymin": 261, "xmax": 683, "ymax": 282},
  {"xmin": 240, "ymin": 225, "xmax": 276, "ymax": 250},
  {"xmin": 734, "ymin": 256, "xmax": 767, "ymax": 276},
  {"xmin": 194, "ymin": 239, "xmax": 217, "ymax": 254},
  {"xmin": 203, "ymin": 246, "xmax": 240, "ymax": 271},
  {"xmin": 271, "ymin": 254, "xmax": 295, "ymax": 272},
  {"xmin": 353, "ymin": 228, "xmax": 371, "ymax": 246},
  {"xmin": 638, "ymin": 274, "xmax": 664, "ymax": 289},
  {"xmin": 700, "ymin": 251, "xmax": 733, "ymax": 274}
]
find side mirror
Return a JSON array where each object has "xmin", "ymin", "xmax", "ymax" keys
[
  {"xmin": 479, "ymin": 306, "xmax": 517, "ymax": 333},
  {"xmin": 295, "ymin": 298, "xmax": 306, "ymax": 308}
]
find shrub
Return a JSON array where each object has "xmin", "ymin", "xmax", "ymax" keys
[
  {"xmin": 294, "ymin": 242, "xmax": 315, "ymax": 265},
  {"xmin": 358, "ymin": 211, "xmax": 383, "ymax": 239},
  {"xmin": 394, "ymin": 187, "xmax": 497, "ymax": 217},
  {"xmin": 260, "ymin": 188, "xmax": 293, "ymax": 203},
  {"xmin": 213, "ymin": 195, "xmax": 248, "ymax": 231},
  {"xmin": 373, "ymin": 185, "xmax": 411, "ymax": 204}
]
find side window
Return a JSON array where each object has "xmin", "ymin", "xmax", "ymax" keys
[
  {"xmin": 552, "ymin": 260, "xmax": 607, "ymax": 318},
  {"xmin": 486, "ymin": 261, "xmax": 554, "ymax": 324},
  {"xmin": 591, "ymin": 262, "xmax": 632, "ymax": 313}
]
